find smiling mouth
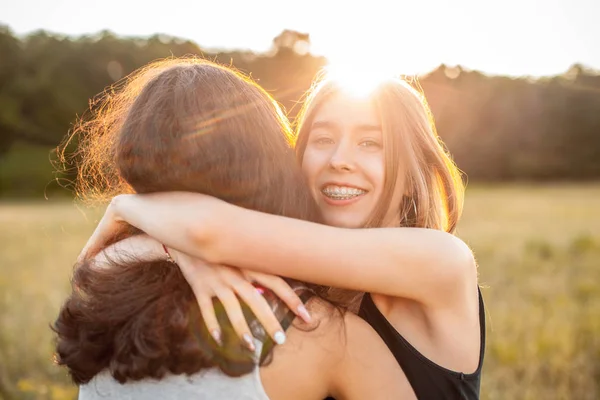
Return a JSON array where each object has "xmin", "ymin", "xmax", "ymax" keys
[{"xmin": 321, "ymin": 185, "xmax": 367, "ymax": 200}]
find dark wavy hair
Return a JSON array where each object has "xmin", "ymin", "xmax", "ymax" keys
[{"xmin": 53, "ymin": 57, "xmax": 333, "ymax": 385}]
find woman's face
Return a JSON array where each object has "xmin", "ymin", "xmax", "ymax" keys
[{"xmin": 301, "ymin": 92, "xmax": 405, "ymax": 228}]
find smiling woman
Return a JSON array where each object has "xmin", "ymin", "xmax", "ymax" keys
[{"xmin": 294, "ymin": 67, "xmax": 462, "ymax": 230}]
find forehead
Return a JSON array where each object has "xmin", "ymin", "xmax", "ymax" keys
[{"xmin": 311, "ymin": 92, "xmax": 380, "ymax": 129}]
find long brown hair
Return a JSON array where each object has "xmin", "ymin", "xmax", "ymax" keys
[
  {"xmin": 53, "ymin": 57, "xmax": 328, "ymax": 384},
  {"xmin": 294, "ymin": 72, "xmax": 465, "ymax": 232}
]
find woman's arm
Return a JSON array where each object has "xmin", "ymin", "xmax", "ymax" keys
[{"xmin": 101, "ymin": 192, "xmax": 477, "ymax": 307}]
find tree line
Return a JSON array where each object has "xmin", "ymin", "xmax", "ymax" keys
[{"xmin": 0, "ymin": 26, "xmax": 599, "ymax": 197}]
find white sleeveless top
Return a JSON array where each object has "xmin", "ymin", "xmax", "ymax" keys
[
  {"xmin": 79, "ymin": 367, "xmax": 270, "ymax": 400},
  {"xmin": 78, "ymin": 341, "xmax": 270, "ymax": 400}
]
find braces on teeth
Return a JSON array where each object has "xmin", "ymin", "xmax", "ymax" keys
[{"xmin": 322, "ymin": 187, "xmax": 365, "ymax": 199}]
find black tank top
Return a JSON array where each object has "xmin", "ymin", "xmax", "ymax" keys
[{"xmin": 357, "ymin": 289, "xmax": 486, "ymax": 399}]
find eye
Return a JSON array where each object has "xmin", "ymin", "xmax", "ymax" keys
[
  {"xmin": 310, "ymin": 135, "xmax": 334, "ymax": 145},
  {"xmin": 359, "ymin": 139, "xmax": 381, "ymax": 148}
]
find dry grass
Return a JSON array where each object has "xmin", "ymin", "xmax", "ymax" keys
[{"xmin": 0, "ymin": 184, "xmax": 599, "ymax": 399}]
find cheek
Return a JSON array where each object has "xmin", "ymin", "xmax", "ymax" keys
[{"xmin": 301, "ymin": 149, "xmax": 323, "ymax": 182}]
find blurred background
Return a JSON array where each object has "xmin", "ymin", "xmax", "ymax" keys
[{"xmin": 0, "ymin": 0, "xmax": 599, "ymax": 399}]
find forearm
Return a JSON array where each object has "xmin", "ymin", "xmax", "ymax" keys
[
  {"xmin": 210, "ymin": 203, "xmax": 476, "ymax": 301},
  {"xmin": 109, "ymin": 192, "xmax": 219, "ymax": 260}
]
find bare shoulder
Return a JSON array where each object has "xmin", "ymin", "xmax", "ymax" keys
[
  {"xmin": 258, "ymin": 298, "xmax": 347, "ymax": 400},
  {"xmin": 331, "ymin": 310, "xmax": 416, "ymax": 400},
  {"xmin": 260, "ymin": 298, "xmax": 415, "ymax": 400}
]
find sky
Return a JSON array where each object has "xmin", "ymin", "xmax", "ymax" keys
[{"xmin": 1, "ymin": 0, "xmax": 599, "ymax": 77}]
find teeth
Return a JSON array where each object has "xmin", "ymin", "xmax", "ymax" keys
[{"xmin": 322, "ymin": 185, "xmax": 366, "ymax": 200}]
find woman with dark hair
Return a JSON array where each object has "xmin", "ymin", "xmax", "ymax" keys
[{"xmin": 54, "ymin": 58, "xmax": 413, "ymax": 399}]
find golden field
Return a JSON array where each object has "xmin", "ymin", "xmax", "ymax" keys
[{"xmin": 1, "ymin": 184, "xmax": 599, "ymax": 400}]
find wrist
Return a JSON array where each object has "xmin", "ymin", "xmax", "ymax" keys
[{"xmin": 109, "ymin": 194, "xmax": 134, "ymax": 222}]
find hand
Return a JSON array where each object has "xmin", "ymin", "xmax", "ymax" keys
[
  {"xmin": 78, "ymin": 196, "xmax": 130, "ymax": 263},
  {"xmin": 172, "ymin": 249, "xmax": 312, "ymax": 351}
]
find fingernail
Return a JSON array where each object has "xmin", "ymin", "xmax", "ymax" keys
[
  {"xmin": 273, "ymin": 331, "xmax": 286, "ymax": 345},
  {"xmin": 242, "ymin": 333, "xmax": 255, "ymax": 351},
  {"xmin": 211, "ymin": 329, "xmax": 222, "ymax": 346},
  {"xmin": 297, "ymin": 304, "xmax": 312, "ymax": 323}
]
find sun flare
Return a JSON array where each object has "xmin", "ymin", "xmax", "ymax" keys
[{"xmin": 323, "ymin": 58, "xmax": 400, "ymax": 98}]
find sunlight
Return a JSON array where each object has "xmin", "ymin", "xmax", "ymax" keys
[{"xmin": 324, "ymin": 58, "xmax": 399, "ymax": 98}]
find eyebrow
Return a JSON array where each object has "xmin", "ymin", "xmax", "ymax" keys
[{"xmin": 311, "ymin": 120, "xmax": 337, "ymax": 130}]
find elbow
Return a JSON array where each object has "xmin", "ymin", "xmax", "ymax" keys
[{"xmin": 443, "ymin": 235, "xmax": 478, "ymax": 290}]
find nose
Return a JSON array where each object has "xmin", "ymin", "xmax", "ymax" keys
[{"xmin": 328, "ymin": 141, "xmax": 355, "ymax": 172}]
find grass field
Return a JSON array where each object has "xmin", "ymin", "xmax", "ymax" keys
[{"xmin": 1, "ymin": 184, "xmax": 599, "ymax": 400}]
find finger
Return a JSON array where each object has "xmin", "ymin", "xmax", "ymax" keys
[
  {"xmin": 215, "ymin": 289, "xmax": 256, "ymax": 351},
  {"xmin": 246, "ymin": 272, "xmax": 312, "ymax": 323},
  {"xmin": 234, "ymin": 280, "xmax": 287, "ymax": 345},
  {"xmin": 195, "ymin": 293, "xmax": 222, "ymax": 346},
  {"xmin": 173, "ymin": 257, "xmax": 226, "ymax": 345}
]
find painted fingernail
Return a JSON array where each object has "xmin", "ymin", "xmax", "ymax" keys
[
  {"xmin": 273, "ymin": 331, "xmax": 286, "ymax": 345},
  {"xmin": 211, "ymin": 329, "xmax": 222, "ymax": 346},
  {"xmin": 242, "ymin": 333, "xmax": 255, "ymax": 351},
  {"xmin": 297, "ymin": 304, "xmax": 312, "ymax": 323}
]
